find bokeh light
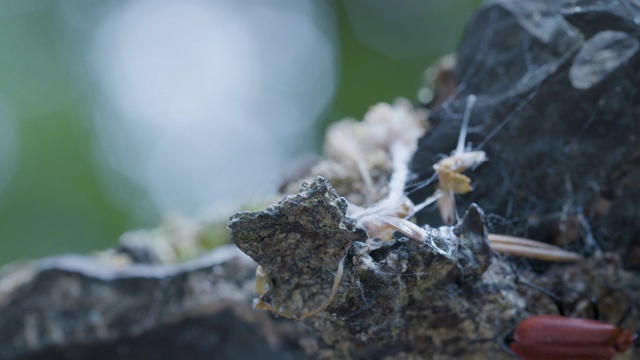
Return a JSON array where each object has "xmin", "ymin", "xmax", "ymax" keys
[
  {"xmin": 90, "ymin": 0, "xmax": 337, "ymax": 215},
  {"xmin": 0, "ymin": 0, "xmax": 479, "ymax": 265}
]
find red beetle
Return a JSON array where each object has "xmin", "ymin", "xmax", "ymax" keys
[{"xmin": 508, "ymin": 314, "xmax": 636, "ymax": 360}]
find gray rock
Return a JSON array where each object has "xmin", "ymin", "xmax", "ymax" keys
[
  {"xmin": 0, "ymin": 246, "xmax": 310, "ymax": 360},
  {"xmin": 410, "ymin": 0, "xmax": 640, "ymax": 269},
  {"xmin": 230, "ymin": 177, "xmax": 527, "ymax": 359},
  {"xmin": 3, "ymin": 1, "xmax": 640, "ymax": 359}
]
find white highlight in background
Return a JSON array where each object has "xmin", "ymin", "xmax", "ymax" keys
[{"xmin": 91, "ymin": 0, "xmax": 337, "ymax": 215}]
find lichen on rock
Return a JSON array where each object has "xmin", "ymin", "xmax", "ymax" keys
[
  {"xmin": 230, "ymin": 177, "xmax": 368, "ymax": 318},
  {"xmin": 230, "ymin": 177, "xmax": 526, "ymax": 359}
]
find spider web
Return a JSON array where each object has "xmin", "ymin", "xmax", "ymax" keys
[{"xmin": 407, "ymin": 0, "xmax": 640, "ymax": 261}]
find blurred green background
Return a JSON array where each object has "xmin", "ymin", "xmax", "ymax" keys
[{"xmin": 0, "ymin": 0, "xmax": 480, "ymax": 265}]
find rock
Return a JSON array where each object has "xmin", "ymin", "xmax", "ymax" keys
[
  {"xmin": 230, "ymin": 177, "xmax": 528, "ymax": 359},
  {"xmin": 230, "ymin": 176, "xmax": 368, "ymax": 318},
  {"xmin": 409, "ymin": 0, "xmax": 640, "ymax": 269},
  {"xmin": 3, "ymin": 1, "xmax": 640, "ymax": 359},
  {"xmin": 0, "ymin": 246, "xmax": 311, "ymax": 360}
]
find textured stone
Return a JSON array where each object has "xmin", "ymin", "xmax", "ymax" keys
[
  {"xmin": 3, "ymin": 1, "xmax": 640, "ymax": 359},
  {"xmin": 0, "ymin": 246, "xmax": 310, "ymax": 360},
  {"xmin": 230, "ymin": 177, "xmax": 530, "ymax": 359},
  {"xmin": 410, "ymin": 0, "xmax": 640, "ymax": 269}
]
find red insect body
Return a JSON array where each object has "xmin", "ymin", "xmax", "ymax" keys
[{"xmin": 509, "ymin": 315, "xmax": 635, "ymax": 360}]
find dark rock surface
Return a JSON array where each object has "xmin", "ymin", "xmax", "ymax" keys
[
  {"xmin": 2, "ymin": 1, "xmax": 640, "ymax": 359},
  {"xmin": 230, "ymin": 177, "xmax": 368, "ymax": 319},
  {"xmin": 2, "ymin": 175, "xmax": 637, "ymax": 359},
  {"xmin": 409, "ymin": 0, "xmax": 640, "ymax": 269},
  {"xmin": 231, "ymin": 177, "xmax": 528, "ymax": 359},
  {"xmin": 228, "ymin": 176, "xmax": 640, "ymax": 358},
  {"xmin": 0, "ymin": 247, "xmax": 311, "ymax": 360}
]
